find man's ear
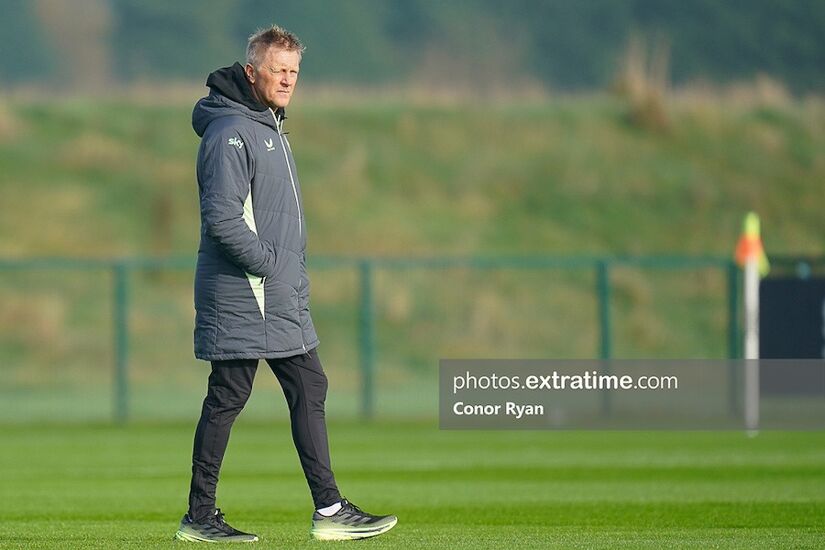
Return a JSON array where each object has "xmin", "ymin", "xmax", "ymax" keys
[{"xmin": 244, "ymin": 63, "xmax": 255, "ymax": 84}]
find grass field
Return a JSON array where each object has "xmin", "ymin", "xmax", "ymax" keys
[{"xmin": 2, "ymin": 421, "xmax": 824, "ymax": 549}]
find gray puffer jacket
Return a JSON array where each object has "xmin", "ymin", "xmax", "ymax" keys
[{"xmin": 192, "ymin": 63, "xmax": 318, "ymax": 360}]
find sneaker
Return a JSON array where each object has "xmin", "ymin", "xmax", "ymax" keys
[
  {"xmin": 174, "ymin": 509, "xmax": 259, "ymax": 543},
  {"xmin": 310, "ymin": 498, "xmax": 397, "ymax": 541}
]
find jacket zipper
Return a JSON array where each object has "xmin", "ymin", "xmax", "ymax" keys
[
  {"xmin": 272, "ymin": 109, "xmax": 306, "ymax": 352},
  {"xmin": 273, "ymin": 111, "xmax": 302, "ymax": 237}
]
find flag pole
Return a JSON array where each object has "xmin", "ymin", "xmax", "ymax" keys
[{"xmin": 735, "ymin": 212, "xmax": 769, "ymax": 434}]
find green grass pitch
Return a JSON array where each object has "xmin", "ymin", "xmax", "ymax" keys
[{"xmin": 2, "ymin": 421, "xmax": 824, "ymax": 549}]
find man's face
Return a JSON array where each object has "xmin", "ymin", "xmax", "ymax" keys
[{"xmin": 245, "ymin": 47, "xmax": 301, "ymax": 109}]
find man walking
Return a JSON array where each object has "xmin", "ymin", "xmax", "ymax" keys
[{"xmin": 175, "ymin": 26, "xmax": 397, "ymax": 543}]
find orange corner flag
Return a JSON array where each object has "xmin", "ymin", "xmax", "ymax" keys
[{"xmin": 735, "ymin": 212, "xmax": 770, "ymax": 277}]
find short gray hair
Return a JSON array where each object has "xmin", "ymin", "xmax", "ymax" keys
[{"xmin": 246, "ymin": 25, "xmax": 305, "ymax": 68}]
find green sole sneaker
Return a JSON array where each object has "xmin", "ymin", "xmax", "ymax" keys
[
  {"xmin": 311, "ymin": 516, "xmax": 397, "ymax": 541},
  {"xmin": 175, "ymin": 510, "xmax": 259, "ymax": 543},
  {"xmin": 310, "ymin": 499, "xmax": 397, "ymax": 541}
]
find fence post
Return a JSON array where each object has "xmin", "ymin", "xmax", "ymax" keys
[
  {"xmin": 113, "ymin": 261, "xmax": 130, "ymax": 424},
  {"xmin": 596, "ymin": 260, "xmax": 612, "ymax": 359},
  {"xmin": 358, "ymin": 260, "xmax": 375, "ymax": 419},
  {"xmin": 727, "ymin": 261, "xmax": 741, "ymax": 359},
  {"xmin": 727, "ymin": 260, "xmax": 741, "ymax": 416},
  {"xmin": 596, "ymin": 260, "xmax": 612, "ymax": 416}
]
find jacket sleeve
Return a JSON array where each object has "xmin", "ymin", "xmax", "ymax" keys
[{"xmin": 198, "ymin": 127, "xmax": 277, "ymax": 278}]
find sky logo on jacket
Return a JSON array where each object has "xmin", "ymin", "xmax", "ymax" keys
[{"xmin": 227, "ymin": 137, "xmax": 244, "ymax": 149}]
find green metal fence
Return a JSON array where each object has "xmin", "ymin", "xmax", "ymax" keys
[{"xmin": 0, "ymin": 255, "xmax": 747, "ymax": 423}]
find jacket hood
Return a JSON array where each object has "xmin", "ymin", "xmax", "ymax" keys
[{"xmin": 192, "ymin": 62, "xmax": 285, "ymax": 137}]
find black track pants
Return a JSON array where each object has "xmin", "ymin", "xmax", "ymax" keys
[{"xmin": 187, "ymin": 348, "xmax": 341, "ymax": 521}]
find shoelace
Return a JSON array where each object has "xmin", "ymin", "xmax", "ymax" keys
[
  {"xmin": 341, "ymin": 499, "xmax": 365, "ymax": 516},
  {"xmin": 212, "ymin": 509, "xmax": 234, "ymax": 534}
]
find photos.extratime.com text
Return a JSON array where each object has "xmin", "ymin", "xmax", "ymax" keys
[{"xmin": 452, "ymin": 370, "xmax": 678, "ymax": 394}]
